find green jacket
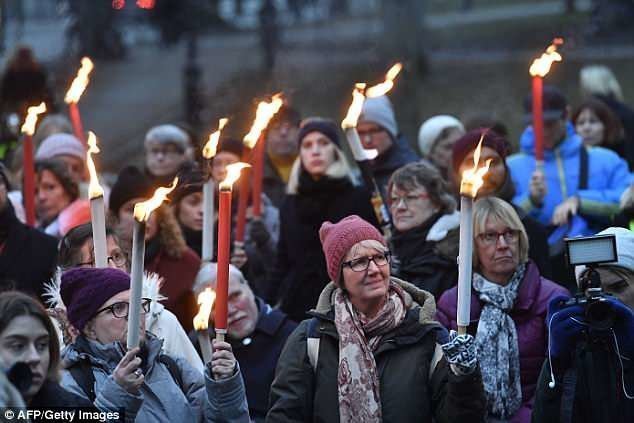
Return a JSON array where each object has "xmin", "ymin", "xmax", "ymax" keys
[{"xmin": 267, "ymin": 278, "xmax": 486, "ymax": 422}]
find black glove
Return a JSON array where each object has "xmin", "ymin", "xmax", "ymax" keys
[{"xmin": 248, "ymin": 218, "xmax": 271, "ymax": 247}]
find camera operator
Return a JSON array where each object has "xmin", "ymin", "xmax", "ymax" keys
[{"xmin": 532, "ymin": 227, "xmax": 634, "ymax": 423}]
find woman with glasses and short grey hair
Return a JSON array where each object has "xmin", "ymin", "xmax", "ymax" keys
[
  {"xmin": 268, "ymin": 215, "xmax": 486, "ymax": 422},
  {"xmin": 387, "ymin": 160, "xmax": 460, "ymax": 299},
  {"xmin": 436, "ymin": 197, "xmax": 569, "ymax": 423}
]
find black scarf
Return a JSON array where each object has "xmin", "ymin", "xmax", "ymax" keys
[
  {"xmin": 0, "ymin": 201, "xmax": 17, "ymax": 244},
  {"xmin": 391, "ymin": 211, "xmax": 444, "ymax": 265},
  {"xmin": 144, "ymin": 236, "xmax": 162, "ymax": 263},
  {"xmin": 180, "ymin": 224, "xmax": 202, "ymax": 258},
  {"xmin": 296, "ymin": 170, "xmax": 351, "ymax": 224}
]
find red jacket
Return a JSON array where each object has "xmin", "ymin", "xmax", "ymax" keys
[{"xmin": 146, "ymin": 247, "xmax": 200, "ymax": 333}]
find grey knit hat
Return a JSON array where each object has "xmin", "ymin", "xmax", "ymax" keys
[
  {"xmin": 144, "ymin": 124, "xmax": 190, "ymax": 153},
  {"xmin": 359, "ymin": 95, "xmax": 398, "ymax": 140},
  {"xmin": 35, "ymin": 133, "xmax": 86, "ymax": 163}
]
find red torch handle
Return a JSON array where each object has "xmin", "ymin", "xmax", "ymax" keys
[
  {"xmin": 251, "ymin": 134, "xmax": 266, "ymax": 218},
  {"xmin": 234, "ymin": 150, "xmax": 252, "ymax": 242},
  {"xmin": 22, "ymin": 134, "xmax": 36, "ymax": 226},
  {"xmin": 532, "ymin": 76, "xmax": 544, "ymax": 164},
  {"xmin": 69, "ymin": 102, "xmax": 87, "ymax": 147},
  {"xmin": 215, "ymin": 189, "xmax": 232, "ymax": 334}
]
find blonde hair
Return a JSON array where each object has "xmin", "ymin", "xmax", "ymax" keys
[
  {"xmin": 580, "ymin": 65, "xmax": 624, "ymax": 102},
  {"xmin": 472, "ymin": 197, "xmax": 529, "ymax": 269},
  {"xmin": 286, "ymin": 143, "xmax": 353, "ymax": 194}
]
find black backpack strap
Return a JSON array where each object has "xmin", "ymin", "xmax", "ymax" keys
[
  {"xmin": 68, "ymin": 358, "xmax": 97, "ymax": 403},
  {"xmin": 579, "ymin": 145, "xmax": 589, "ymax": 190},
  {"xmin": 158, "ymin": 354, "xmax": 184, "ymax": 393}
]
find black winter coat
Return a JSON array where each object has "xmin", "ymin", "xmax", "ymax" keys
[
  {"xmin": 390, "ymin": 212, "xmax": 459, "ymax": 300},
  {"xmin": 266, "ymin": 174, "xmax": 379, "ymax": 322},
  {"xmin": 29, "ymin": 380, "xmax": 94, "ymax": 409},
  {"xmin": 0, "ymin": 202, "xmax": 57, "ymax": 301},
  {"xmin": 191, "ymin": 298, "xmax": 297, "ymax": 422},
  {"xmin": 267, "ymin": 279, "xmax": 486, "ymax": 422},
  {"xmin": 369, "ymin": 134, "xmax": 419, "ymax": 200},
  {"xmin": 532, "ymin": 333, "xmax": 634, "ymax": 423}
]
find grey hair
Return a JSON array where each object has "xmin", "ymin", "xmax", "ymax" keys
[
  {"xmin": 387, "ymin": 160, "xmax": 457, "ymax": 213},
  {"xmin": 194, "ymin": 263, "xmax": 248, "ymax": 295},
  {"xmin": 144, "ymin": 124, "xmax": 190, "ymax": 153}
]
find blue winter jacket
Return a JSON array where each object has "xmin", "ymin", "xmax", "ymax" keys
[{"xmin": 507, "ymin": 122, "xmax": 630, "ymax": 232}]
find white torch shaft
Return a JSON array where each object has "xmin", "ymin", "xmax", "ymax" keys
[
  {"xmin": 457, "ymin": 196, "xmax": 474, "ymax": 333},
  {"xmin": 197, "ymin": 330, "xmax": 213, "ymax": 364},
  {"xmin": 127, "ymin": 220, "xmax": 146, "ymax": 349},
  {"xmin": 344, "ymin": 127, "xmax": 368, "ymax": 162},
  {"xmin": 202, "ymin": 178, "xmax": 215, "ymax": 262},
  {"xmin": 90, "ymin": 195, "xmax": 108, "ymax": 268}
]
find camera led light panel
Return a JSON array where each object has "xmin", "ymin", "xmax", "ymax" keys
[{"xmin": 565, "ymin": 234, "xmax": 617, "ymax": 266}]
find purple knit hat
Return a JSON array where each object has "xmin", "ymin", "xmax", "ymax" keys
[
  {"xmin": 61, "ymin": 268, "xmax": 131, "ymax": 332},
  {"xmin": 319, "ymin": 215, "xmax": 386, "ymax": 285},
  {"xmin": 451, "ymin": 128, "xmax": 510, "ymax": 178}
]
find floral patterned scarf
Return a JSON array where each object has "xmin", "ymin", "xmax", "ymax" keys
[{"xmin": 333, "ymin": 282, "xmax": 407, "ymax": 422}]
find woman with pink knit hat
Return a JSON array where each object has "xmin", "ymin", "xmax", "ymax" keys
[{"xmin": 268, "ymin": 215, "xmax": 486, "ymax": 422}]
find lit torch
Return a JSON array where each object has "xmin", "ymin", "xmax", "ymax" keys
[
  {"xmin": 193, "ymin": 288, "xmax": 216, "ymax": 363},
  {"xmin": 529, "ymin": 39, "xmax": 563, "ymax": 168},
  {"xmin": 235, "ymin": 94, "xmax": 284, "ymax": 243},
  {"xmin": 457, "ymin": 134, "xmax": 492, "ymax": 335},
  {"xmin": 341, "ymin": 62, "xmax": 403, "ymax": 231},
  {"xmin": 216, "ymin": 163, "xmax": 249, "ymax": 342},
  {"xmin": 20, "ymin": 102, "xmax": 46, "ymax": 226},
  {"xmin": 65, "ymin": 57, "xmax": 94, "ymax": 146},
  {"xmin": 86, "ymin": 132, "xmax": 108, "ymax": 268},
  {"xmin": 201, "ymin": 118, "xmax": 228, "ymax": 263},
  {"xmin": 127, "ymin": 178, "xmax": 178, "ymax": 349}
]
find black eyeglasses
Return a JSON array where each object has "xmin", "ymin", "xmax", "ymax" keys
[
  {"xmin": 76, "ymin": 251, "xmax": 128, "ymax": 269},
  {"xmin": 95, "ymin": 299, "xmax": 151, "ymax": 319},
  {"xmin": 342, "ymin": 252, "xmax": 391, "ymax": 272},
  {"xmin": 357, "ymin": 127, "xmax": 385, "ymax": 138}
]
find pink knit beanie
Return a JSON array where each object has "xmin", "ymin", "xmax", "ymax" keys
[{"xmin": 319, "ymin": 215, "xmax": 386, "ymax": 284}]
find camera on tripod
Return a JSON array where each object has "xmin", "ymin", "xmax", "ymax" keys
[{"xmin": 564, "ymin": 234, "xmax": 618, "ymax": 330}]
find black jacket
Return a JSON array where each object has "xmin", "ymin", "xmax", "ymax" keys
[
  {"xmin": 0, "ymin": 202, "xmax": 57, "ymax": 301},
  {"xmin": 369, "ymin": 134, "xmax": 419, "ymax": 201},
  {"xmin": 29, "ymin": 380, "xmax": 94, "ymax": 409},
  {"xmin": 267, "ymin": 279, "xmax": 486, "ymax": 422},
  {"xmin": 390, "ymin": 212, "xmax": 459, "ymax": 300},
  {"xmin": 266, "ymin": 174, "xmax": 380, "ymax": 322},
  {"xmin": 262, "ymin": 154, "xmax": 288, "ymax": 209},
  {"xmin": 191, "ymin": 298, "xmax": 297, "ymax": 422},
  {"xmin": 532, "ymin": 333, "xmax": 634, "ymax": 423}
]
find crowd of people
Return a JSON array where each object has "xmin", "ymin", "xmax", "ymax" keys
[{"xmin": 1, "ymin": 61, "xmax": 634, "ymax": 422}]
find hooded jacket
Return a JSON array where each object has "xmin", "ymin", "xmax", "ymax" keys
[
  {"xmin": 267, "ymin": 278, "xmax": 486, "ymax": 422},
  {"xmin": 507, "ymin": 122, "xmax": 630, "ymax": 232},
  {"xmin": 436, "ymin": 261, "xmax": 569, "ymax": 423},
  {"xmin": 61, "ymin": 333, "xmax": 249, "ymax": 423}
]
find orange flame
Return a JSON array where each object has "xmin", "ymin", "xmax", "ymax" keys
[
  {"xmin": 193, "ymin": 288, "xmax": 216, "ymax": 331},
  {"xmin": 366, "ymin": 62, "xmax": 403, "ymax": 98},
  {"xmin": 65, "ymin": 57, "xmax": 94, "ymax": 103},
  {"xmin": 20, "ymin": 102, "xmax": 47, "ymax": 135},
  {"xmin": 460, "ymin": 134, "xmax": 492, "ymax": 198},
  {"xmin": 86, "ymin": 132, "xmax": 104, "ymax": 199},
  {"xmin": 202, "ymin": 118, "xmax": 228, "ymax": 159},
  {"xmin": 133, "ymin": 178, "xmax": 178, "ymax": 221},
  {"xmin": 243, "ymin": 94, "xmax": 284, "ymax": 149},
  {"xmin": 529, "ymin": 38, "xmax": 563, "ymax": 78},
  {"xmin": 219, "ymin": 162, "xmax": 250, "ymax": 190},
  {"xmin": 341, "ymin": 83, "xmax": 367, "ymax": 129}
]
